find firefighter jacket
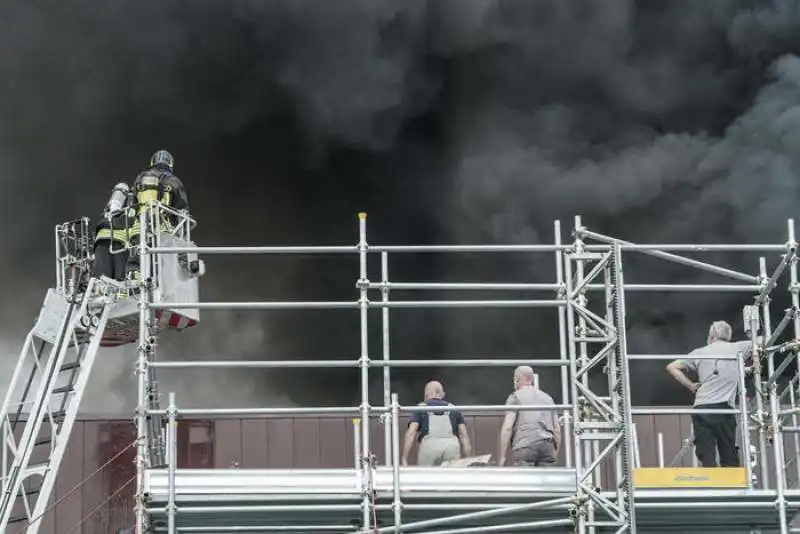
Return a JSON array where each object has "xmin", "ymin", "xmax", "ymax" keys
[
  {"xmin": 95, "ymin": 205, "xmax": 133, "ymax": 244},
  {"xmin": 128, "ymin": 166, "xmax": 189, "ymax": 238}
]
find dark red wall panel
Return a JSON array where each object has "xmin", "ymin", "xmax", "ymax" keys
[{"xmin": 22, "ymin": 412, "xmax": 748, "ymax": 533}]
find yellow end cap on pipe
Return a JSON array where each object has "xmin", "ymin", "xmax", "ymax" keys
[
  {"xmin": 352, "ymin": 418, "xmax": 361, "ymax": 425},
  {"xmin": 358, "ymin": 212, "xmax": 367, "ymax": 220}
]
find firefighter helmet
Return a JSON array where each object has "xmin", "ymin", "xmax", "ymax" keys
[{"xmin": 149, "ymin": 149, "xmax": 175, "ymax": 171}]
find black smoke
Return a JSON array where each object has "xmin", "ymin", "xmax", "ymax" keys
[{"xmin": 1, "ymin": 0, "xmax": 800, "ymax": 411}]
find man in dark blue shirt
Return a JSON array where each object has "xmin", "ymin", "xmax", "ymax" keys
[{"xmin": 401, "ymin": 381, "xmax": 473, "ymax": 466}]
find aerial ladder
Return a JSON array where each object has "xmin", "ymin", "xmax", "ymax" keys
[{"xmin": 0, "ymin": 196, "xmax": 203, "ymax": 533}]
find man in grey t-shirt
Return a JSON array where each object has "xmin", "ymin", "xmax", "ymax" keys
[
  {"xmin": 666, "ymin": 320, "xmax": 752, "ymax": 467},
  {"xmin": 498, "ymin": 366, "xmax": 561, "ymax": 467}
]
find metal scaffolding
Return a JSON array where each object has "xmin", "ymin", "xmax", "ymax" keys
[{"xmin": 137, "ymin": 212, "xmax": 800, "ymax": 533}]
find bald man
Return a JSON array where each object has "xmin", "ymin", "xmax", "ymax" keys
[
  {"xmin": 498, "ymin": 366, "xmax": 560, "ymax": 467},
  {"xmin": 402, "ymin": 381, "xmax": 473, "ymax": 466}
]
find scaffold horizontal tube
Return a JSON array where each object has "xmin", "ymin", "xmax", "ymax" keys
[
  {"xmin": 172, "ymin": 527, "xmax": 356, "ymax": 532},
  {"xmin": 149, "ymin": 360, "xmax": 360, "ymax": 369},
  {"xmin": 152, "ymin": 505, "xmax": 366, "ymax": 513},
  {"xmin": 596, "ymin": 284, "xmax": 762, "ymax": 292},
  {"xmin": 635, "ymin": 501, "xmax": 777, "ymax": 509},
  {"xmin": 149, "ymin": 358, "xmax": 572, "ymax": 369},
  {"xmin": 146, "ymin": 404, "xmax": 570, "ymax": 416},
  {"xmin": 421, "ymin": 519, "xmax": 575, "ymax": 534},
  {"xmin": 368, "ymin": 359, "xmax": 570, "ymax": 367},
  {"xmin": 149, "ymin": 245, "xmax": 357, "ymax": 254},
  {"xmin": 579, "ymin": 228, "xmax": 760, "ymax": 284},
  {"xmin": 584, "ymin": 244, "xmax": 787, "ymax": 252},
  {"xmin": 151, "ymin": 300, "xmax": 567, "ymax": 310},
  {"xmin": 369, "ymin": 245, "xmax": 569, "ymax": 253},
  {"xmin": 365, "ymin": 282, "xmax": 760, "ymax": 292},
  {"xmin": 627, "ymin": 354, "xmax": 738, "ymax": 360},
  {"xmin": 366, "ymin": 282, "xmax": 561, "ymax": 291},
  {"xmin": 373, "ymin": 496, "xmax": 575, "ymax": 534},
  {"xmin": 150, "ymin": 301, "xmax": 357, "ymax": 310},
  {"xmin": 146, "ymin": 407, "xmax": 360, "ymax": 416},
  {"xmin": 632, "ymin": 407, "xmax": 740, "ymax": 415},
  {"xmin": 376, "ymin": 300, "xmax": 566, "ymax": 308},
  {"xmin": 400, "ymin": 404, "xmax": 570, "ymax": 413}
]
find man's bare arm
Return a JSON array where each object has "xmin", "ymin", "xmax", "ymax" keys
[
  {"xmin": 457, "ymin": 424, "xmax": 473, "ymax": 457},
  {"xmin": 401, "ymin": 423, "xmax": 419, "ymax": 466},
  {"xmin": 666, "ymin": 361, "xmax": 699, "ymax": 393},
  {"xmin": 498, "ymin": 411, "xmax": 516, "ymax": 466}
]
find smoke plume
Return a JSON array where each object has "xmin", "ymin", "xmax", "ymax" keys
[{"xmin": 1, "ymin": 0, "xmax": 800, "ymax": 412}]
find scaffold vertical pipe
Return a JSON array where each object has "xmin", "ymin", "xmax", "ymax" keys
[
  {"xmin": 761, "ymin": 256, "xmax": 788, "ymax": 532},
  {"xmin": 353, "ymin": 418, "xmax": 361, "ymax": 470},
  {"xmin": 611, "ymin": 242, "xmax": 637, "ymax": 533},
  {"xmin": 563, "ymin": 242, "xmax": 586, "ymax": 534},
  {"xmin": 381, "ymin": 252, "xmax": 392, "ymax": 466},
  {"xmin": 166, "ymin": 392, "xmax": 177, "ymax": 534},
  {"xmin": 135, "ymin": 208, "xmax": 150, "ymax": 534},
  {"xmin": 357, "ymin": 212, "xmax": 372, "ymax": 532},
  {"xmin": 573, "ymin": 216, "xmax": 598, "ymax": 495},
  {"xmin": 605, "ymin": 245, "xmax": 627, "ymax": 517},
  {"xmin": 751, "ymin": 304, "xmax": 771, "ymax": 488},
  {"xmin": 554, "ymin": 220, "xmax": 572, "ymax": 467},
  {"xmin": 390, "ymin": 393, "xmax": 402, "ymax": 532},
  {"xmin": 736, "ymin": 332, "xmax": 754, "ymax": 487},
  {"xmin": 754, "ymin": 257, "xmax": 772, "ymax": 489},
  {"xmin": 573, "ymin": 216, "xmax": 598, "ymax": 534},
  {"xmin": 789, "ymin": 218, "xmax": 800, "ymax": 485}
]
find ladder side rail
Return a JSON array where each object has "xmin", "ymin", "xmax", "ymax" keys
[
  {"xmin": 26, "ymin": 302, "xmax": 112, "ymax": 534},
  {"xmin": 0, "ymin": 334, "xmax": 42, "ymax": 445},
  {"xmin": 0, "ymin": 292, "xmax": 73, "ymax": 434},
  {"xmin": 11, "ymin": 340, "xmax": 51, "ymax": 438},
  {"xmin": 0, "ymin": 305, "xmax": 76, "ymax": 523},
  {"xmin": 0, "ymin": 281, "xmax": 95, "ymax": 529}
]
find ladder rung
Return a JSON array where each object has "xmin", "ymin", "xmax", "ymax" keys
[
  {"xmin": 8, "ymin": 515, "xmax": 26, "ymax": 524},
  {"xmin": 21, "ymin": 485, "xmax": 40, "ymax": 497},
  {"xmin": 25, "ymin": 463, "xmax": 48, "ymax": 477},
  {"xmin": 59, "ymin": 361, "xmax": 80, "ymax": 372},
  {"xmin": 52, "ymin": 384, "xmax": 74, "ymax": 395},
  {"xmin": 34, "ymin": 436, "xmax": 51, "ymax": 447},
  {"xmin": 49, "ymin": 410, "xmax": 66, "ymax": 423}
]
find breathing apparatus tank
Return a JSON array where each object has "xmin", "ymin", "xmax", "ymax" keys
[{"xmin": 104, "ymin": 183, "xmax": 130, "ymax": 219}]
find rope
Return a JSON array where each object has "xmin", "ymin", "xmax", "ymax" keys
[
  {"xmin": 18, "ymin": 440, "xmax": 136, "ymax": 533},
  {"xmin": 65, "ymin": 475, "xmax": 136, "ymax": 534}
]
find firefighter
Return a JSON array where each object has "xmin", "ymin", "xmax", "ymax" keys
[
  {"xmin": 93, "ymin": 182, "xmax": 132, "ymax": 282},
  {"xmin": 126, "ymin": 149, "xmax": 189, "ymax": 283}
]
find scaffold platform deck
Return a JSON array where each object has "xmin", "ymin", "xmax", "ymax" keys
[{"xmin": 144, "ymin": 468, "xmax": 800, "ymax": 533}]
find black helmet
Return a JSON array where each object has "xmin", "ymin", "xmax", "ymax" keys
[{"xmin": 149, "ymin": 149, "xmax": 175, "ymax": 171}]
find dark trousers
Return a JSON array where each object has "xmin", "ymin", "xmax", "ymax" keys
[
  {"xmin": 511, "ymin": 439, "xmax": 558, "ymax": 467},
  {"xmin": 692, "ymin": 402, "xmax": 740, "ymax": 467},
  {"xmin": 93, "ymin": 240, "xmax": 129, "ymax": 282}
]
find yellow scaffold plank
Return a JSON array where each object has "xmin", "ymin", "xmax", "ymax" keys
[{"xmin": 632, "ymin": 467, "xmax": 748, "ymax": 488}]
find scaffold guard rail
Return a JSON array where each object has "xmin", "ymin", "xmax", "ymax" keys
[{"xmin": 134, "ymin": 213, "xmax": 800, "ymax": 534}]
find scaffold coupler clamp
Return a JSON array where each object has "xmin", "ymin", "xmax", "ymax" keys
[
  {"xmin": 355, "ymin": 278, "xmax": 370, "ymax": 291},
  {"xmin": 567, "ymin": 493, "xmax": 588, "ymax": 524},
  {"xmin": 379, "ymin": 411, "xmax": 391, "ymax": 427},
  {"xmin": 360, "ymin": 453, "xmax": 377, "ymax": 500}
]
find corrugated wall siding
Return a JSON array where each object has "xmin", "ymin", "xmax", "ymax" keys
[{"xmin": 27, "ymin": 413, "xmax": 800, "ymax": 533}]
